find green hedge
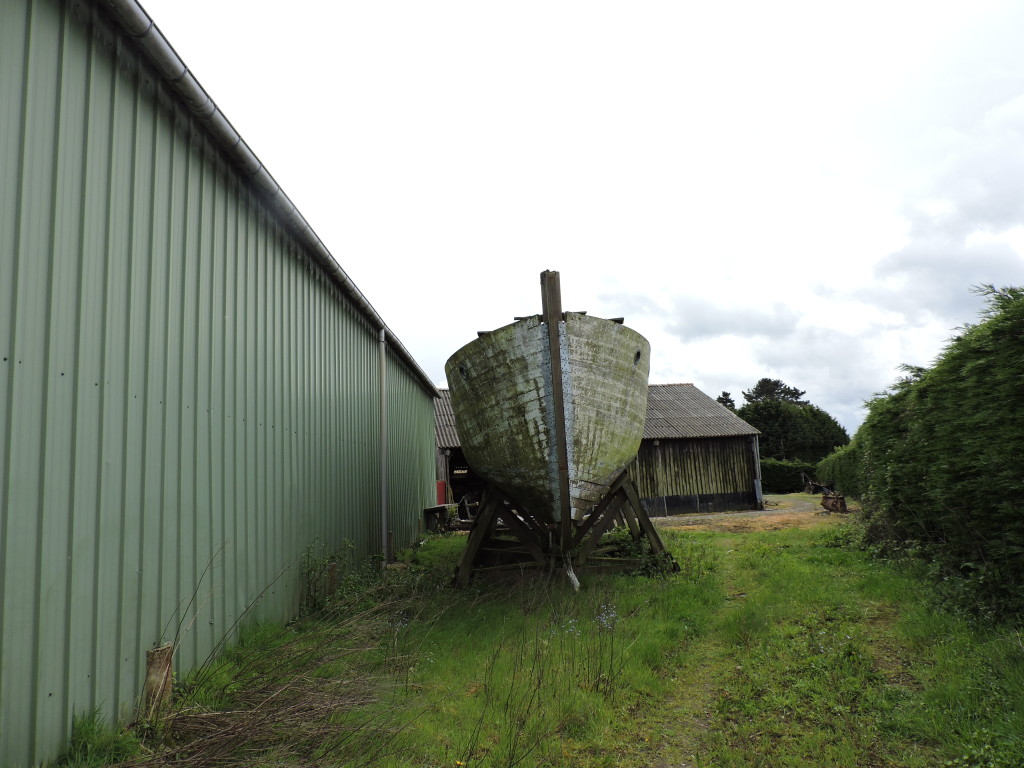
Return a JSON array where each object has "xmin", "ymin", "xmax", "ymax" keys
[
  {"xmin": 855, "ymin": 286, "xmax": 1024, "ymax": 615},
  {"xmin": 815, "ymin": 441, "xmax": 864, "ymax": 499},
  {"xmin": 760, "ymin": 458, "xmax": 817, "ymax": 494}
]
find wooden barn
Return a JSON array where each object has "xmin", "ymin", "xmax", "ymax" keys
[
  {"xmin": 435, "ymin": 389, "xmax": 486, "ymax": 512},
  {"xmin": 631, "ymin": 383, "xmax": 762, "ymax": 516},
  {"xmin": 435, "ymin": 383, "xmax": 761, "ymax": 517}
]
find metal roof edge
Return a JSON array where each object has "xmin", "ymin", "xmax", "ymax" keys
[{"xmin": 95, "ymin": 0, "xmax": 439, "ymax": 399}]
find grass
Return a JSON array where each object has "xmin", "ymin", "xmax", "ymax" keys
[
  {"xmin": 56, "ymin": 711, "xmax": 146, "ymax": 767},
  {"xmin": 382, "ymin": 534, "xmax": 721, "ymax": 767},
  {"xmin": 66, "ymin": 498, "xmax": 1024, "ymax": 767},
  {"xmin": 643, "ymin": 519, "xmax": 1024, "ymax": 768}
]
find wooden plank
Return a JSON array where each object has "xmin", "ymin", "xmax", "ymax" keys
[{"xmin": 471, "ymin": 561, "xmax": 547, "ymax": 574}]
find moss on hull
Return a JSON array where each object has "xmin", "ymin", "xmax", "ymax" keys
[{"xmin": 445, "ymin": 312, "xmax": 650, "ymax": 523}]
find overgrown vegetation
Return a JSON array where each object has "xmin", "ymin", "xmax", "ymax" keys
[
  {"xmin": 62, "ymin": 556, "xmax": 430, "ymax": 768},
  {"xmin": 819, "ymin": 284, "xmax": 1024, "ymax": 616},
  {"xmin": 63, "ymin": 510, "xmax": 1024, "ymax": 768}
]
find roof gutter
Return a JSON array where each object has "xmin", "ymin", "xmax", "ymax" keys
[{"xmin": 96, "ymin": 0, "xmax": 440, "ymax": 399}]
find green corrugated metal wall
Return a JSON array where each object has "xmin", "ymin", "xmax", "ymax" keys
[
  {"xmin": 387, "ymin": 349, "xmax": 438, "ymax": 548},
  {"xmin": 0, "ymin": 2, "xmax": 437, "ymax": 765}
]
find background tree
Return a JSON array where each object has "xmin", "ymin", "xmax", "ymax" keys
[
  {"xmin": 741, "ymin": 377, "xmax": 808, "ymax": 405},
  {"xmin": 736, "ymin": 379, "xmax": 849, "ymax": 462},
  {"xmin": 716, "ymin": 391, "xmax": 736, "ymax": 410}
]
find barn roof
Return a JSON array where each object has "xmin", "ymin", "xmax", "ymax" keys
[
  {"xmin": 435, "ymin": 389, "xmax": 461, "ymax": 448},
  {"xmin": 644, "ymin": 383, "xmax": 758, "ymax": 439},
  {"xmin": 435, "ymin": 383, "xmax": 757, "ymax": 448}
]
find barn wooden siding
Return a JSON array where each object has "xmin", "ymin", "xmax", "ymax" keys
[
  {"xmin": 630, "ymin": 436, "xmax": 760, "ymax": 515},
  {"xmin": 0, "ymin": 2, "xmax": 436, "ymax": 765}
]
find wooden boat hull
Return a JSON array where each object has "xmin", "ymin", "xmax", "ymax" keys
[{"xmin": 445, "ymin": 311, "xmax": 650, "ymax": 524}]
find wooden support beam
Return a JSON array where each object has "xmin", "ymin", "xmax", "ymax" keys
[
  {"xmin": 510, "ymin": 503, "xmax": 549, "ymax": 539},
  {"xmin": 453, "ymin": 492, "xmax": 502, "ymax": 587},
  {"xmin": 455, "ymin": 476, "xmax": 678, "ymax": 585},
  {"xmin": 620, "ymin": 497, "xmax": 642, "ymax": 540},
  {"xmin": 572, "ymin": 473, "xmax": 627, "ymax": 548},
  {"xmin": 574, "ymin": 492, "xmax": 626, "ymax": 566},
  {"xmin": 622, "ymin": 478, "xmax": 671, "ymax": 557},
  {"xmin": 499, "ymin": 510, "xmax": 549, "ymax": 566}
]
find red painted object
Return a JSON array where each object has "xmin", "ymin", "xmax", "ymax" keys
[{"xmin": 436, "ymin": 481, "xmax": 446, "ymax": 505}]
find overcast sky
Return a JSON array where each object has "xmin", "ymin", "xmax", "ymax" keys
[{"xmin": 140, "ymin": 0, "xmax": 1024, "ymax": 433}]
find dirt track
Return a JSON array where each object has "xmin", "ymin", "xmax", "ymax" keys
[{"xmin": 652, "ymin": 493, "xmax": 848, "ymax": 534}]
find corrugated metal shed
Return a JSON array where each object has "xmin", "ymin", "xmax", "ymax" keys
[
  {"xmin": 643, "ymin": 383, "xmax": 759, "ymax": 439},
  {"xmin": 0, "ymin": 1, "xmax": 438, "ymax": 765}
]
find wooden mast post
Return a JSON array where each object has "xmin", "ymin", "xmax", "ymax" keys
[{"xmin": 540, "ymin": 270, "xmax": 573, "ymax": 555}]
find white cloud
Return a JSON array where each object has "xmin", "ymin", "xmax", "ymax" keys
[
  {"xmin": 667, "ymin": 298, "xmax": 799, "ymax": 342},
  {"xmin": 135, "ymin": 0, "xmax": 1024, "ymax": 435}
]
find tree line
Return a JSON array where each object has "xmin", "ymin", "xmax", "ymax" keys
[{"xmin": 717, "ymin": 378, "xmax": 849, "ymax": 464}]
